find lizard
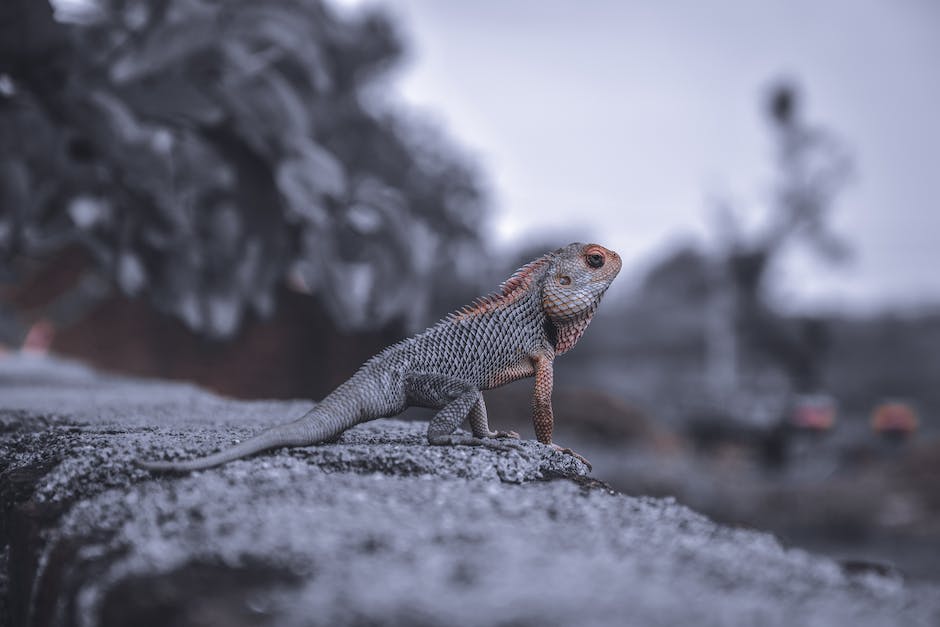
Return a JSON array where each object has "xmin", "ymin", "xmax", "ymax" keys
[{"xmin": 139, "ymin": 242, "xmax": 621, "ymax": 472}]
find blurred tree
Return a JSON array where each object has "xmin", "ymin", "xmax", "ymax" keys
[
  {"xmin": 0, "ymin": 0, "xmax": 486, "ymax": 339},
  {"xmin": 708, "ymin": 79, "xmax": 854, "ymax": 394}
]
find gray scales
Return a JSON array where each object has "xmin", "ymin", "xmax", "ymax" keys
[{"xmin": 140, "ymin": 242, "xmax": 622, "ymax": 472}]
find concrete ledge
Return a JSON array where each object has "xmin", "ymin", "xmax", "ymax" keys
[{"xmin": 2, "ymin": 355, "xmax": 938, "ymax": 626}]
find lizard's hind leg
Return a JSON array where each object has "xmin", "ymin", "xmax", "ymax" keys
[
  {"xmin": 468, "ymin": 396, "xmax": 519, "ymax": 440},
  {"xmin": 426, "ymin": 389, "xmax": 513, "ymax": 450}
]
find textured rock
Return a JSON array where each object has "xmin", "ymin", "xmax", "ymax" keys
[{"xmin": 1, "ymin": 354, "xmax": 939, "ymax": 627}]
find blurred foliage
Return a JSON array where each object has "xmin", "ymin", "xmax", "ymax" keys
[
  {"xmin": 715, "ymin": 80, "xmax": 854, "ymax": 304},
  {"xmin": 0, "ymin": 0, "xmax": 486, "ymax": 338},
  {"xmin": 712, "ymin": 79, "xmax": 854, "ymax": 392}
]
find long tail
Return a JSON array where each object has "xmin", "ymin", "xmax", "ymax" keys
[{"xmin": 139, "ymin": 380, "xmax": 369, "ymax": 472}]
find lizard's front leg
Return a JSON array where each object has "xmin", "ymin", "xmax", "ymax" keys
[{"xmin": 531, "ymin": 353, "xmax": 593, "ymax": 471}]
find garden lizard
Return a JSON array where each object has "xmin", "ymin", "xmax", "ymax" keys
[{"xmin": 140, "ymin": 242, "xmax": 621, "ymax": 472}]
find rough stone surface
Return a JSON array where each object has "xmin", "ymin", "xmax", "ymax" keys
[{"xmin": 2, "ymin": 354, "xmax": 939, "ymax": 627}]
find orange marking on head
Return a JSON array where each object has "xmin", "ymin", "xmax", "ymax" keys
[{"xmin": 583, "ymin": 244, "xmax": 608, "ymax": 257}]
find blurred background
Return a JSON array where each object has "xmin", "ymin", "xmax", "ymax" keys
[{"xmin": 1, "ymin": 0, "xmax": 938, "ymax": 580}]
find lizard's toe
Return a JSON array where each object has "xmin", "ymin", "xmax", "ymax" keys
[
  {"xmin": 494, "ymin": 430, "xmax": 520, "ymax": 439},
  {"xmin": 551, "ymin": 444, "xmax": 593, "ymax": 472}
]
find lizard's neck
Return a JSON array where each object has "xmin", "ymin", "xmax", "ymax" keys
[{"xmin": 548, "ymin": 300, "xmax": 600, "ymax": 355}]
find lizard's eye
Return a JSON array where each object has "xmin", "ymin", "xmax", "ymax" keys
[
  {"xmin": 586, "ymin": 253, "xmax": 605, "ymax": 269},
  {"xmin": 558, "ymin": 275, "xmax": 572, "ymax": 285}
]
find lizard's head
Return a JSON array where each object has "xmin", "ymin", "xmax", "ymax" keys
[
  {"xmin": 542, "ymin": 243, "xmax": 622, "ymax": 322},
  {"xmin": 540, "ymin": 243, "xmax": 621, "ymax": 353}
]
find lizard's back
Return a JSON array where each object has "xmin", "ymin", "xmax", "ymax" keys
[{"xmin": 372, "ymin": 288, "xmax": 550, "ymax": 392}]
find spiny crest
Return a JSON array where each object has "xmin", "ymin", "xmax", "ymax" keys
[{"xmin": 448, "ymin": 251, "xmax": 556, "ymax": 321}]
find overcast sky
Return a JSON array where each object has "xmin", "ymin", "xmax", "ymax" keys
[{"xmin": 345, "ymin": 1, "xmax": 940, "ymax": 311}]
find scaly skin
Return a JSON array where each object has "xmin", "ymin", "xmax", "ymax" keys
[{"xmin": 140, "ymin": 242, "xmax": 621, "ymax": 472}]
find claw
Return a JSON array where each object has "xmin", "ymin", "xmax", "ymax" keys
[
  {"xmin": 494, "ymin": 430, "xmax": 520, "ymax": 439},
  {"xmin": 551, "ymin": 444, "xmax": 593, "ymax": 471}
]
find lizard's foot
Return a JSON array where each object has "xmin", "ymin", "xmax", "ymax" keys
[
  {"xmin": 551, "ymin": 443, "xmax": 593, "ymax": 472},
  {"xmin": 481, "ymin": 430, "xmax": 520, "ymax": 439}
]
